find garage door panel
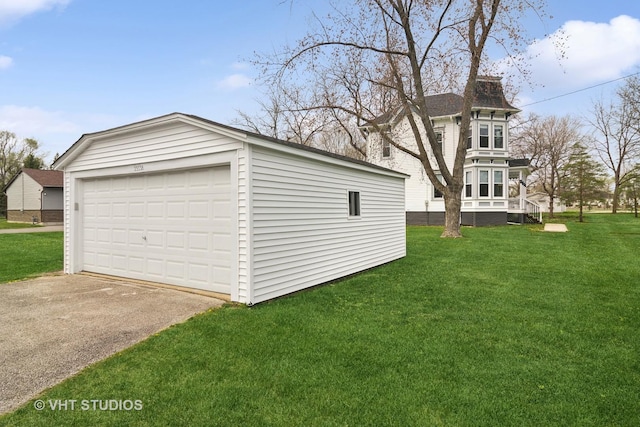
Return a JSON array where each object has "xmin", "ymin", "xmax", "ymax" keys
[{"xmin": 82, "ymin": 166, "xmax": 232, "ymax": 294}]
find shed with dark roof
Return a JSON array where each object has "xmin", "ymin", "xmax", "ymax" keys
[{"xmin": 2, "ymin": 168, "xmax": 64, "ymax": 224}]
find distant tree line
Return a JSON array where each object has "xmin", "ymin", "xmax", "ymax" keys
[{"xmin": 510, "ymin": 76, "xmax": 640, "ymax": 220}]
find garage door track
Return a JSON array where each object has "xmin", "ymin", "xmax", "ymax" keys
[{"xmin": 0, "ymin": 273, "xmax": 224, "ymax": 415}]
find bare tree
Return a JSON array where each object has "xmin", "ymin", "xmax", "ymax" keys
[
  {"xmin": 255, "ymin": 0, "xmax": 548, "ymax": 237},
  {"xmin": 589, "ymin": 79, "xmax": 640, "ymax": 213},
  {"xmin": 1, "ymin": 132, "xmax": 43, "ymax": 188},
  {"xmin": 510, "ymin": 114, "xmax": 584, "ymax": 218},
  {"xmin": 0, "ymin": 132, "xmax": 45, "ymax": 218}
]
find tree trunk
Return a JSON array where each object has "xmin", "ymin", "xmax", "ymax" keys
[
  {"xmin": 441, "ymin": 188, "xmax": 463, "ymax": 238},
  {"xmin": 612, "ymin": 184, "xmax": 619, "ymax": 213}
]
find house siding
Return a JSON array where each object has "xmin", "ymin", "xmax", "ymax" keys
[
  {"xmin": 6, "ymin": 174, "xmax": 41, "ymax": 211},
  {"xmin": 366, "ymin": 109, "xmax": 515, "ymax": 226},
  {"xmin": 249, "ymin": 146, "xmax": 406, "ymax": 304},
  {"xmin": 42, "ymin": 187, "xmax": 64, "ymax": 210},
  {"xmin": 65, "ymin": 121, "xmax": 242, "ymax": 172},
  {"xmin": 236, "ymin": 145, "xmax": 250, "ymax": 303}
]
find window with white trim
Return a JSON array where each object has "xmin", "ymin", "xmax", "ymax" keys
[
  {"xmin": 433, "ymin": 175, "xmax": 444, "ymax": 199},
  {"xmin": 348, "ymin": 191, "xmax": 361, "ymax": 217},
  {"xmin": 466, "ymin": 127, "xmax": 472, "ymax": 149},
  {"xmin": 494, "ymin": 170, "xmax": 504, "ymax": 197},
  {"xmin": 479, "ymin": 170, "xmax": 489, "ymax": 197},
  {"xmin": 435, "ymin": 129, "xmax": 443, "ymax": 155},
  {"xmin": 465, "ymin": 171, "xmax": 473, "ymax": 198},
  {"xmin": 494, "ymin": 125, "xmax": 504, "ymax": 149},
  {"xmin": 479, "ymin": 124, "xmax": 489, "ymax": 148}
]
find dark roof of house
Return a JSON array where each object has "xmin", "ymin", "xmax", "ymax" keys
[
  {"xmin": 369, "ymin": 76, "xmax": 519, "ymax": 127},
  {"xmin": 2, "ymin": 168, "xmax": 63, "ymax": 194},
  {"xmin": 508, "ymin": 158, "xmax": 530, "ymax": 167},
  {"xmin": 22, "ymin": 168, "xmax": 63, "ymax": 187}
]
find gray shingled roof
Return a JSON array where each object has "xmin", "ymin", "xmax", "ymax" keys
[{"xmin": 369, "ymin": 77, "xmax": 519, "ymax": 126}]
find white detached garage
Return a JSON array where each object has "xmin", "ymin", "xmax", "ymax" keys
[{"xmin": 53, "ymin": 113, "xmax": 407, "ymax": 304}]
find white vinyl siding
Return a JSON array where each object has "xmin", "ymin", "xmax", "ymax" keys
[
  {"xmin": 58, "ymin": 113, "xmax": 407, "ymax": 304},
  {"xmin": 249, "ymin": 146, "xmax": 405, "ymax": 304},
  {"xmin": 6, "ymin": 174, "xmax": 41, "ymax": 210},
  {"xmin": 66, "ymin": 121, "xmax": 243, "ymax": 172},
  {"xmin": 42, "ymin": 187, "xmax": 64, "ymax": 210}
]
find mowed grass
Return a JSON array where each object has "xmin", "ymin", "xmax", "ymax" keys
[
  {"xmin": 0, "ymin": 218, "xmax": 42, "ymax": 229},
  {"xmin": 0, "ymin": 232, "xmax": 63, "ymax": 283},
  {"xmin": 2, "ymin": 215, "xmax": 639, "ymax": 426}
]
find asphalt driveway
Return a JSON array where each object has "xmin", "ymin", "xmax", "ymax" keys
[{"xmin": 0, "ymin": 273, "xmax": 224, "ymax": 414}]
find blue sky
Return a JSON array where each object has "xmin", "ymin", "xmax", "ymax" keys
[{"xmin": 1, "ymin": 0, "xmax": 640, "ymax": 163}]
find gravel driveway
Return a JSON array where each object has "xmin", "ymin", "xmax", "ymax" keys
[{"xmin": 0, "ymin": 273, "xmax": 224, "ymax": 414}]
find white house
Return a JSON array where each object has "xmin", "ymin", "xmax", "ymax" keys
[
  {"xmin": 3, "ymin": 168, "xmax": 64, "ymax": 224},
  {"xmin": 53, "ymin": 113, "xmax": 407, "ymax": 305},
  {"xmin": 364, "ymin": 76, "xmax": 540, "ymax": 226},
  {"xmin": 527, "ymin": 192, "xmax": 566, "ymax": 214}
]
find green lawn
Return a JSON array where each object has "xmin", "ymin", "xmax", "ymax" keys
[
  {"xmin": 0, "ymin": 232, "xmax": 63, "ymax": 283},
  {"xmin": 2, "ymin": 215, "xmax": 639, "ymax": 426},
  {"xmin": 0, "ymin": 218, "xmax": 42, "ymax": 229}
]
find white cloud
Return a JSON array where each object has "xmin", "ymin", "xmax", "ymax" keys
[
  {"xmin": 0, "ymin": 0, "xmax": 70, "ymax": 25},
  {"xmin": 0, "ymin": 55, "xmax": 12, "ymax": 68},
  {"xmin": 0, "ymin": 105, "xmax": 78, "ymax": 134},
  {"xmin": 500, "ymin": 15, "xmax": 640, "ymax": 92},
  {"xmin": 0, "ymin": 105, "xmax": 123, "ymax": 162},
  {"xmin": 216, "ymin": 73, "xmax": 252, "ymax": 90}
]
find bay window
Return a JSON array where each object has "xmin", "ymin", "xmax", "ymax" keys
[
  {"xmin": 494, "ymin": 125, "xmax": 504, "ymax": 149},
  {"xmin": 494, "ymin": 170, "xmax": 504, "ymax": 197},
  {"xmin": 479, "ymin": 170, "xmax": 489, "ymax": 197},
  {"xmin": 479, "ymin": 124, "xmax": 489, "ymax": 148}
]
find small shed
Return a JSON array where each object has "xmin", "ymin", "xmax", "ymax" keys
[
  {"xmin": 3, "ymin": 168, "xmax": 64, "ymax": 224},
  {"xmin": 53, "ymin": 113, "xmax": 407, "ymax": 304}
]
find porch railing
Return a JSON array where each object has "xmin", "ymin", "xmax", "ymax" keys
[
  {"xmin": 524, "ymin": 199, "xmax": 543, "ymax": 224},
  {"xmin": 508, "ymin": 198, "xmax": 543, "ymax": 223}
]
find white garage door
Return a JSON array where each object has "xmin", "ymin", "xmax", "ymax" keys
[{"xmin": 82, "ymin": 166, "xmax": 232, "ymax": 294}]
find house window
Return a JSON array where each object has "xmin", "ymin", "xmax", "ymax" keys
[
  {"xmin": 465, "ymin": 171, "xmax": 472, "ymax": 198},
  {"xmin": 382, "ymin": 140, "xmax": 391, "ymax": 158},
  {"xmin": 494, "ymin": 125, "xmax": 504, "ymax": 149},
  {"xmin": 494, "ymin": 170, "xmax": 504, "ymax": 197},
  {"xmin": 479, "ymin": 124, "xmax": 489, "ymax": 148},
  {"xmin": 479, "ymin": 170, "xmax": 489, "ymax": 197},
  {"xmin": 433, "ymin": 175, "xmax": 444, "ymax": 199},
  {"xmin": 435, "ymin": 130, "xmax": 443, "ymax": 155},
  {"xmin": 348, "ymin": 191, "xmax": 361, "ymax": 217},
  {"xmin": 466, "ymin": 127, "xmax": 472, "ymax": 149}
]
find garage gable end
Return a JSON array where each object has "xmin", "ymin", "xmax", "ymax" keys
[{"xmin": 65, "ymin": 120, "xmax": 243, "ymax": 171}]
